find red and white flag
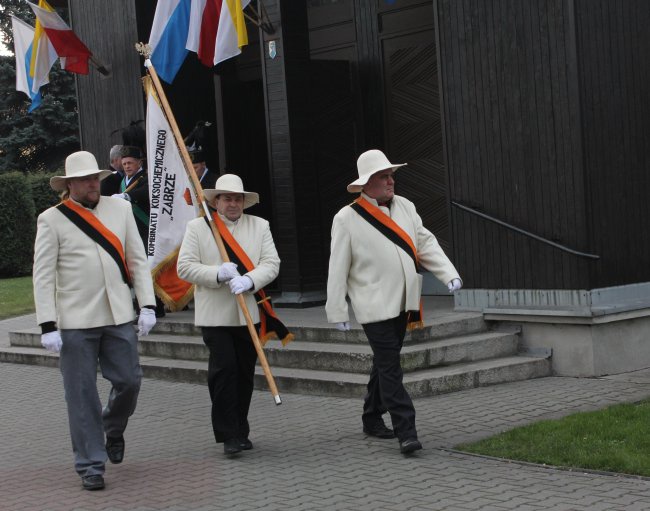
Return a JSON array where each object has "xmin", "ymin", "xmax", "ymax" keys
[
  {"xmin": 149, "ymin": 0, "xmax": 251, "ymax": 83},
  {"xmin": 186, "ymin": 0, "xmax": 251, "ymax": 67},
  {"xmin": 27, "ymin": 0, "xmax": 92, "ymax": 75}
]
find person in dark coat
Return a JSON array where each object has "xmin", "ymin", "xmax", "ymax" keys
[
  {"xmin": 111, "ymin": 145, "xmax": 166, "ymax": 317},
  {"xmin": 183, "ymin": 147, "xmax": 219, "ymax": 205},
  {"xmin": 100, "ymin": 145, "xmax": 125, "ymax": 196},
  {"xmin": 111, "ymin": 146, "xmax": 149, "ymax": 245},
  {"xmin": 189, "ymin": 147, "xmax": 219, "ymax": 188},
  {"xmin": 183, "ymin": 120, "xmax": 219, "ymax": 190}
]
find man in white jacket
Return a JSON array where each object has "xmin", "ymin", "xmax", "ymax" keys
[
  {"xmin": 177, "ymin": 174, "xmax": 281, "ymax": 456},
  {"xmin": 326, "ymin": 149, "xmax": 463, "ymax": 454},
  {"xmin": 33, "ymin": 151, "xmax": 157, "ymax": 490}
]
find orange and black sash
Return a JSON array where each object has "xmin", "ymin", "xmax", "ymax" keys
[
  {"xmin": 208, "ymin": 212, "xmax": 294, "ymax": 345},
  {"xmin": 57, "ymin": 200, "xmax": 131, "ymax": 286},
  {"xmin": 350, "ymin": 197, "xmax": 424, "ymax": 329}
]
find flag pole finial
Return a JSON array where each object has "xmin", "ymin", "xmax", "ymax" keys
[{"xmin": 135, "ymin": 42, "xmax": 152, "ymax": 59}]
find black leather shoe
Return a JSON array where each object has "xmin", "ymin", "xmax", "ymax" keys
[
  {"xmin": 239, "ymin": 438, "xmax": 253, "ymax": 450},
  {"xmin": 399, "ymin": 438, "xmax": 423, "ymax": 454},
  {"xmin": 82, "ymin": 474, "xmax": 105, "ymax": 491},
  {"xmin": 224, "ymin": 438, "xmax": 242, "ymax": 455},
  {"xmin": 363, "ymin": 422, "xmax": 395, "ymax": 439},
  {"xmin": 106, "ymin": 435, "xmax": 125, "ymax": 464}
]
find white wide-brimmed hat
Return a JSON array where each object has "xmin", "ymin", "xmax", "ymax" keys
[
  {"xmin": 50, "ymin": 151, "xmax": 112, "ymax": 192},
  {"xmin": 203, "ymin": 174, "xmax": 259, "ymax": 209},
  {"xmin": 347, "ymin": 149, "xmax": 407, "ymax": 193}
]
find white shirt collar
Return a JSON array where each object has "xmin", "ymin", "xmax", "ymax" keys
[{"xmin": 218, "ymin": 212, "xmax": 240, "ymax": 227}]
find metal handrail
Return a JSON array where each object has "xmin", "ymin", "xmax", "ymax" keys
[{"xmin": 451, "ymin": 201, "xmax": 600, "ymax": 260}]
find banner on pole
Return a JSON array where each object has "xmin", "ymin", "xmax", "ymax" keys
[{"xmin": 145, "ymin": 78, "xmax": 197, "ymax": 311}]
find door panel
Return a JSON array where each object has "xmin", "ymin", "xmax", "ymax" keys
[
  {"xmin": 381, "ymin": 28, "xmax": 450, "ymax": 253},
  {"xmin": 309, "ymin": 59, "xmax": 359, "ymax": 273}
]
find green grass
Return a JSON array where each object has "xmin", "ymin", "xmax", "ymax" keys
[
  {"xmin": 456, "ymin": 399, "xmax": 650, "ymax": 477},
  {"xmin": 0, "ymin": 276, "xmax": 35, "ymax": 320}
]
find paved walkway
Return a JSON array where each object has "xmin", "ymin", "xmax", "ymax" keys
[{"xmin": 2, "ymin": 312, "xmax": 650, "ymax": 510}]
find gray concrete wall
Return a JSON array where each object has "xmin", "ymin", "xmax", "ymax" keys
[{"xmin": 487, "ymin": 312, "xmax": 650, "ymax": 377}]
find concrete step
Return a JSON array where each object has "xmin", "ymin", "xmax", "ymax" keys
[
  {"xmin": 9, "ymin": 311, "xmax": 490, "ymax": 351},
  {"xmin": 148, "ymin": 310, "xmax": 488, "ymax": 345},
  {"xmin": 402, "ymin": 355, "xmax": 552, "ymax": 398},
  {"xmin": 263, "ymin": 330, "xmax": 520, "ymax": 373},
  {"xmin": 8, "ymin": 328, "xmax": 41, "ymax": 348},
  {"xmin": 0, "ymin": 345, "xmax": 551, "ymax": 399},
  {"xmin": 10, "ymin": 310, "xmax": 488, "ymax": 350},
  {"xmin": 4, "ymin": 302, "xmax": 549, "ymax": 399},
  {"xmin": 126, "ymin": 353, "xmax": 553, "ymax": 398},
  {"xmin": 0, "ymin": 345, "xmax": 60, "ymax": 368},
  {"xmin": 11, "ymin": 328, "xmax": 520, "ymax": 374}
]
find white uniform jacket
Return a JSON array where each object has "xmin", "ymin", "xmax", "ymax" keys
[
  {"xmin": 177, "ymin": 213, "xmax": 280, "ymax": 327},
  {"xmin": 326, "ymin": 193, "xmax": 461, "ymax": 325},
  {"xmin": 33, "ymin": 197, "xmax": 155, "ymax": 329}
]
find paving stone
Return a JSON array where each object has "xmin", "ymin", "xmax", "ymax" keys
[{"xmin": 3, "ymin": 309, "xmax": 650, "ymax": 510}]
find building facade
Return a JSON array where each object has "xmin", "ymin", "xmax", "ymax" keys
[{"xmin": 69, "ymin": 0, "xmax": 650, "ymax": 373}]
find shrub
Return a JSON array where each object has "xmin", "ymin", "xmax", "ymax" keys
[
  {"xmin": 0, "ymin": 172, "xmax": 36, "ymax": 277},
  {"xmin": 27, "ymin": 172, "xmax": 60, "ymax": 216}
]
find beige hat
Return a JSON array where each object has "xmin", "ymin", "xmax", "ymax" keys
[
  {"xmin": 50, "ymin": 151, "xmax": 112, "ymax": 192},
  {"xmin": 347, "ymin": 149, "xmax": 407, "ymax": 193},
  {"xmin": 203, "ymin": 174, "xmax": 259, "ymax": 209}
]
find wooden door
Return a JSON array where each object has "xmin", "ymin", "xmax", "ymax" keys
[
  {"xmin": 310, "ymin": 59, "xmax": 359, "ymax": 273},
  {"xmin": 379, "ymin": 3, "xmax": 451, "ymax": 253}
]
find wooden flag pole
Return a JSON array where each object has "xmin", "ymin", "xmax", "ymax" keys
[
  {"xmin": 143, "ymin": 58, "xmax": 282, "ymax": 406},
  {"xmin": 123, "ymin": 175, "xmax": 143, "ymax": 194}
]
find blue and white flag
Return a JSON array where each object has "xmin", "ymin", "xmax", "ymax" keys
[
  {"xmin": 11, "ymin": 15, "xmax": 57, "ymax": 112},
  {"xmin": 148, "ymin": 0, "xmax": 251, "ymax": 84},
  {"xmin": 148, "ymin": 0, "xmax": 192, "ymax": 84}
]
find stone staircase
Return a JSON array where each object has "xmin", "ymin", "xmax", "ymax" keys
[{"xmin": 0, "ymin": 306, "xmax": 552, "ymax": 399}]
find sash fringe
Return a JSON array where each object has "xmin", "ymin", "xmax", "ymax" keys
[
  {"xmin": 153, "ymin": 280, "xmax": 194, "ymax": 312},
  {"xmin": 260, "ymin": 331, "xmax": 295, "ymax": 346},
  {"xmin": 406, "ymin": 320, "xmax": 424, "ymax": 331},
  {"xmin": 151, "ymin": 249, "xmax": 195, "ymax": 312},
  {"xmin": 406, "ymin": 303, "xmax": 425, "ymax": 331}
]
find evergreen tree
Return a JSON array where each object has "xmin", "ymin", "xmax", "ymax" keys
[{"xmin": 0, "ymin": 0, "xmax": 80, "ymax": 174}]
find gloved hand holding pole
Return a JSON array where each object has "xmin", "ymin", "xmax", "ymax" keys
[{"xmin": 144, "ymin": 58, "xmax": 283, "ymax": 405}]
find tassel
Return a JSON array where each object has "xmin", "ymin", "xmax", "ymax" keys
[
  {"xmin": 259, "ymin": 331, "xmax": 295, "ymax": 347},
  {"xmin": 406, "ymin": 320, "xmax": 424, "ymax": 331}
]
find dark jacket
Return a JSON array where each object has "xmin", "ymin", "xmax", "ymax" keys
[
  {"xmin": 122, "ymin": 169, "xmax": 149, "ymax": 244},
  {"xmin": 199, "ymin": 167, "xmax": 219, "ymax": 189},
  {"xmin": 100, "ymin": 166, "xmax": 125, "ymax": 196}
]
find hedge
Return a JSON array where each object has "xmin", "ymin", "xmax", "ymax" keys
[
  {"xmin": 28, "ymin": 172, "xmax": 61, "ymax": 216},
  {"xmin": 0, "ymin": 173, "xmax": 36, "ymax": 277}
]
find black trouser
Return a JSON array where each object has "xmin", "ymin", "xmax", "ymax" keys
[
  {"xmin": 202, "ymin": 325, "xmax": 258, "ymax": 443},
  {"xmin": 361, "ymin": 312, "xmax": 417, "ymax": 441}
]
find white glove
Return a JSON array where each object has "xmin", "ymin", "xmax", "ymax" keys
[
  {"xmin": 229, "ymin": 275, "xmax": 254, "ymax": 295},
  {"xmin": 41, "ymin": 331, "xmax": 62, "ymax": 352},
  {"xmin": 111, "ymin": 193, "xmax": 130, "ymax": 201},
  {"xmin": 137, "ymin": 308, "xmax": 157, "ymax": 336},
  {"xmin": 447, "ymin": 278, "xmax": 462, "ymax": 293},
  {"xmin": 217, "ymin": 262, "xmax": 240, "ymax": 283},
  {"xmin": 335, "ymin": 322, "xmax": 351, "ymax": 331}
]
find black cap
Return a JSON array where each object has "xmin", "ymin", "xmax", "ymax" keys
[
  {"xmin": 120, "ymin": 145, "xmax": 143, "ymax": 159},
  {"xmin": 187, "ymin": 147, "xmax": 205, "ymax": 164}
]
